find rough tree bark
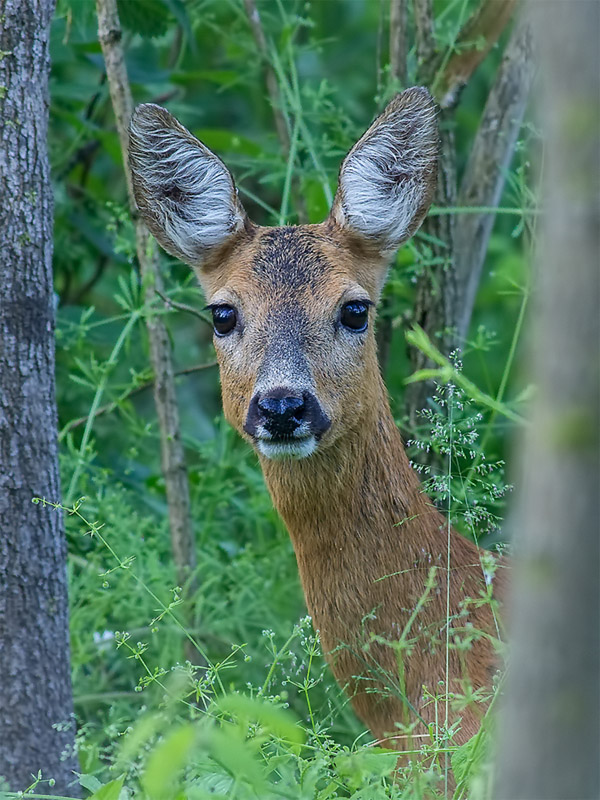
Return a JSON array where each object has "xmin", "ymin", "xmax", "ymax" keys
[
  {"xmin": 389, "ymin": 0, "xmax": 408, "ymax": 87},
  {"xmin": 495, "ymin": 2, "xmax": 600, "ymax": 798},
  {"xmin": 0, "ymin": 0, "xmax": 79, "ymax": 793}
]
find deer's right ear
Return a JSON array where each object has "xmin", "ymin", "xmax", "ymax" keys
[
  {"xmin": 129, "ymin": 104, "xmax": 247, "ymax": 265},
  {"xmin": 330, "ymin": 87, "xmax": 438, "ymax": 254}
]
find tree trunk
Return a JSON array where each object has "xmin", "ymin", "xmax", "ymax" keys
[
  {"xmin": 495, "ymin": 2, "xmax": 600, "ymax": 797},
  {"xmin": 0, "ymin": 0, "xmax": 79, "ymax": 793}
]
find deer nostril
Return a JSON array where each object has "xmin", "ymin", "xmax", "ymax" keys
[{"xmin": 257, "ymin": 394, "xmax": 305, "ymax": 436}]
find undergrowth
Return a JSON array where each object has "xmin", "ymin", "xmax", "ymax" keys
[{"xmin": 17, "ymin": 359, "xmax": 511, "ymax": 799}]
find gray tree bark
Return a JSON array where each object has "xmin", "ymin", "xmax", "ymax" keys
[
  {"xmin": 0, "ymin": 0, "xmax": 79, "ymax": 793},
  {"xmin": 495, "ymin": 2, "xmax": 600, "ymax": 797}
]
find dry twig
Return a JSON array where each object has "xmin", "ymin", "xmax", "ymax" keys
[
  {"xmin": 242, "ymin": 0, "xmax": 307, "ymax": 223},
  {"xmin": 243, "ymin": 0, "xmax": 290, "ymax": 155},
  {"xmin": 413, "ymin": 0, "xmax": 436, "ymax": 70}
]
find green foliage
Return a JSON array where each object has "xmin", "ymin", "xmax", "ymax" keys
[
  {"xmin": 407, "ymin": 358, "xmax": 513, "ymax": 547},
  {"xmin": 39, "ymin": 0, "xmax": 535, "ymax": 797}
]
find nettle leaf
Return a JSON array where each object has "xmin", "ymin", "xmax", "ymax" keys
[{"xmin": 117, "ymin": 0, "xmax": 170, "ymax": 38}]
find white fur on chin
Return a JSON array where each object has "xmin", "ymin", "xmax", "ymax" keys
[{"xmin": 256, "ymin": 437, "xmax": 317, "ymax": 461}]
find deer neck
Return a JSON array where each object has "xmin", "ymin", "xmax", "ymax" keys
[{"xmin": 259, "ymin": 373, "xmax": 438, "ymax": 602}]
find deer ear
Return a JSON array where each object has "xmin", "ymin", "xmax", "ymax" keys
[
  {"xmin": 129, "ymin": 104, "xmax": 247, "ymax": 265},
  {"xmin": 331, "ymin": 87, "xmax": 438, "ymax": 252}
]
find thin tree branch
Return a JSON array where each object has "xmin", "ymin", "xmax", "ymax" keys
[
  {"xmin": 433, "ymin": 0, "xmax": 518, "ymax": 108},
  {"xmin": 413, "ymin": 0, "xmax": 436, "ymax": 69},
  {"xmin": 455, "ymin": 14, "xmax": 534, "ymax": 340},
  {"xmin": 405, "ymin": 0, "xmax": 523, "ymax": 428},
  {"xmin": 155, "ymin": 288, "xmax": 212, "ymax": 325},
  {"xmin": 96, "ymin": 0, "xmax": 200, "ymax": 662},
  {"xmin": 390, "ymin": 0, "xmax": 408, "ymax": 86},
  {"xmin": 376, "ymin": 0, "xmax": 385, "ymax": 98}
]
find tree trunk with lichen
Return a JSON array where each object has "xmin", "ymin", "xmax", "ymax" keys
[{"xmin": 0, "ymin": 0, "xmax": 79, "ymax": 793}]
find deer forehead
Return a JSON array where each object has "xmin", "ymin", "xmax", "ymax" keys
[{"xmin": 207, "ymin": 224, "xmax": 376, "ymax": 314}]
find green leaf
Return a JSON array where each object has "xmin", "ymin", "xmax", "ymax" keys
[
  {"xmin": 302, "ymin": 175, "xmax": 331, "ymax": 223},
  {"xmin": 171, "ymin": 70, "xmax": 238, "ymax": 87},
  {"xmin": 89, "ymin": 776, "xmax": 125, "ymax": 800},
  {"xmin": 79, "ymin": 774, "xmax": 103, "ymax": 792},
  {"xmin": 405, "ymin": 324, "xmax": 527, "ymax": 425},
  {"xmin": 200, "ymin": 728, "xmax": 267, "ymax": 792},
  {"xmin": 117, "ymin": 712, "xmax": 162, "ymax": 770},
  {"xmin": 194, "ymin": 129, "xmax": 263, "ymax": 158},
  {"xmin": 334, "ymin": 748, "xmax": 398, "ymax": 788}
]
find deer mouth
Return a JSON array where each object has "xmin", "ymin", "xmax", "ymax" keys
[{"xmin": 255, "ymin": 434, "xmax": 317, "ymax": 460}]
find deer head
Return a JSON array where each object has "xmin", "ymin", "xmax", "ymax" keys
[{"xmin": 129, "ymin": 88, "xmax": 438, "ymax": 462}]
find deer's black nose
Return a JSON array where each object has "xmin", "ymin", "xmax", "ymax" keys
[
  {"xmin": 257, "ymin": 393, "xmax": 305, "ymax": 437},
  {"xmin": 244, "ymin": 387, "xmax": 331, "ymax": 442}
]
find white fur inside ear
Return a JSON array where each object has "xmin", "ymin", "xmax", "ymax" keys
[
  {"xmin": 336, "ymin": 89, "xmax": 438, "ymax": 250},
  {"xmin": 129, "ymin": 106, "xmax": 245, "ymax": 263}
]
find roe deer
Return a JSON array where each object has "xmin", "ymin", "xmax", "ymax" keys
[{"xmin": 129, "ymin": 87, "xmax": 504, "ymax": 752}]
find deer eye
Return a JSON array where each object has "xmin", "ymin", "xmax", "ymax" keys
[
  {"xmin": 210, "ymin": 305, "xmax": 237, "ymax": 336},
  {"xmin": 340, "ymin": 300, "xmax": 370, "ymax": 332}
]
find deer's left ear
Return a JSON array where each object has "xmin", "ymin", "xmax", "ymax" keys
[
  {"xmin": 129, "ymin": 104, "xmax": 248, "ymax": 267},
  {"xmin": 330, "ymin": 87, "xmax": 438, "ymax": 253}
]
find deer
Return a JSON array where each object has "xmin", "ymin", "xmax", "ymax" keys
[{"xmin": 128, "ymin": 87, "xmax": 504, "ymax": 757}]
